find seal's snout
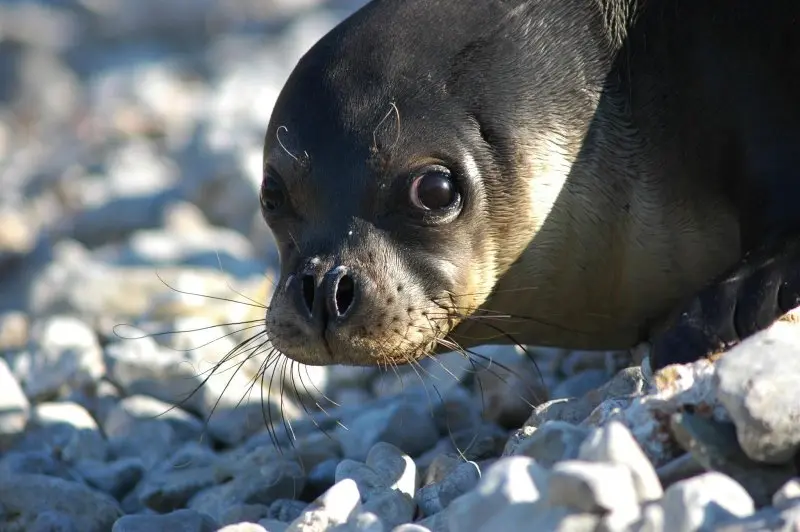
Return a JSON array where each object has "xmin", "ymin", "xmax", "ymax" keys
[{"xmin": 294, "ymin": 265, "xmax": 358, "ymax": 324}]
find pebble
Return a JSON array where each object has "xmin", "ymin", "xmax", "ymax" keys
[
  {"xmin": 577, "ymin": 420, "xmax": 663, "ymax": 501},
  {"xmin": 336, "ymin": 401, "xmax": 439, "ymax": 461},
  {"xmin": 714, "ymin": 324, "xmax": 800, "ymax": 464},
  {"xmin": 416, "ymin": 461, "xmax": 481, "ymax": 516},
  {"xmin": 10, "ymin": 315, "xmax": 105, "ymax": 400},
  {"xmin": 446, "ymin": 456, "xmax": 548, "ymax": 531},
  {"xmin": 773, "ymin": 478, "xmax": 800, "ymax": 509},
  {"xmin": 0, "ymin": 473, "xmax": 123, "ymax": 532},
  {"xmin": 21, "ymin": 401, "xmax": 108, "ymax": 463},
  {"xmin": 505, "ymin": 420, "xmax": 590, "ymax": 466},
  {"xmin": 0, "ymin": 356, "xmax": 30, "ymax": 449},
  {"xmin": 111, "ymin": 509, "xmax": 219, "ymax": 532},
  {"xmin": 287, "ymin": 478, "xmax": 363, "ymax": 530},
  {"xmin": 547, "ymin": 460, "xmax": 640, "ymax": 518},
  {"xmin": 661, "ymin": 471, "xmax": 755, "ymax": 532}
]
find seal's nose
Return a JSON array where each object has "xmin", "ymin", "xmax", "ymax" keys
[
  {"xmin": 325, "ymin": 267, "xmax": 356, "ymax": 319},
  {"xmin": 293, "ymin": 264, "xmax": 357, "ymax": 326}
]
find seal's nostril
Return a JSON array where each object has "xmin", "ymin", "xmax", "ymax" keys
[
  {"xmin": 301, "ymin": 274, "xmax": 315, "ymax": 314},
  {"xmin": 335, "ymin": 274, "xmax": 355, "ymax": 316}
]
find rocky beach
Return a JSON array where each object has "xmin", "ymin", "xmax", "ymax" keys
[{"xmin": 1, "ymin": 1, "xmax": 799, "ymax": 531}]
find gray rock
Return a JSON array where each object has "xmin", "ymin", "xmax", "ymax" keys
[
  {"xmin": 337, "ymin": 401, "xmax": 438, "ymax": 461},
  {"xmin": 269, "ymin": 499, "xmax": 308, "ymax": 522},
  {"xmin": 547, "ymin": 460, "xmax": 640, "ymax": 519},
  {"xmin": 416, "ymin": 461, "xmax": 480, "ymax": 516},
  {"xmin": 29, "ymin": 510, "xmax": 79, "ymax": 532},
  {"xmin": 139, "ymin": 461, "xmax": 225, "ymax": 512},
  {"xmin": 111, "ymin": 509, "xmax": 219, "ymax": 532},
  {"xmin": 361, "ymin": 489, "xmax": 415, "ymax": 530},
  {"xmin": 661, "ymin": 471, "xmax": 755, "ymax": 532},
  {"xmin": 0, "ymin": 449, "xmax": 76, "ymax": 480},
  {"xmin": 188, "ymin": 460, "xmax": 305, "ymax": 523},
  {"xmin": 74, "ymin": 457, "xmax": 145, "ymax": 499},
  {"xmin": 478, "ymin": 505, "xmax": 599, "ymax": 532},
  {"xmin": 422, "ymin": 454, "xmax": 462, "ymax": 486},
  {"xmin": 505, "ymin": 420, "xmax": 590, "ymax": 466},
  {"xmin": 551, "ymin": 369, "xmax": 611, "ymax": 400},
  {"xmin": 0, "ymin": 311, "xmax": 29, "ymax": 353},
  {"xmin": 331, "ymin": 511, "xmax": 385, "ymax": 531},
  {"xmin": 11, "ymin": 315, "xmax": 105, "ymax": 400},
  {"xmin": 0, "ymin": 473, "xmax": 122, "ymax": 532},
  {"xmin": 306, "ymin": 458, "xmax": 339, "ymax": 498},
  {"xmin": 578, "ymin": 420, "xmax": 663, "ymax": 502},
  {"xmin": 472, "ymin": 344, "xmax": 549, "ymax": 429},
  {"xmin": 447, "ymin": 456, "xmax": 548, "ymax": 532},
  {"xmin": 391, "ymin": 525, "xmax": 431, "ymax": 532},
  {"xmin": 23, "ymin": 401, "xmax": 107, "ymax": 463},
  {"xmin": 102, "ymin": 395, "xmax": 205, "ymax": 469},
  {"xmin": 286, "ymin": 478, "xmax": 363, "ymax": 531},
  {"xmin": 220, "ymin": 504, "xmax": 272, "ymax": 526},
  {"xmin": 713, "ymin": 503, "xmax": 800, "ymax": 532},
  {"xmin": 715, "ymin": 327, "xmax": 800, "ymax": 464},
  {"xmin": 773, "ymin": 478, "xmax": 800, "ymax": 509},
  {"xmin": 259, "ymin": 519, "xmax": 290, "ymax": 532},
  {"xmin": 669, "ymin": 412, "xmax": 796, "ymax": 506},
  {"xmin": 219, "ymin": 524, "xmax": 269, "ymax": 532},
  {"xmin": 0, "ymin": 356, "xmax": 30, "ymax": 449}
]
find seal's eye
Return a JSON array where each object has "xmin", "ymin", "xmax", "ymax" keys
[
  {"xmin": 409, "ymin": 167, "xmax": 458, "ymax": 211},
  {"xmin": 261, "ymin": 171, "xmax": 286, "ymax": 214}
]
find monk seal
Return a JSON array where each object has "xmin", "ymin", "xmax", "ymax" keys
[{"xmin": 260, "ymin": 0, "xmax": 800, "ymax": 373}]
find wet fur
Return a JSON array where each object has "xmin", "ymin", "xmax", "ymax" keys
[{"xmin": 261, "ymin": 0, "xmax": 800, "ymax": 370}]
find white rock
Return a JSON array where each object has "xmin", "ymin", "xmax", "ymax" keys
[{"xmin": 661, "ymin": 471, "xmax": 755, "ymax": 532}]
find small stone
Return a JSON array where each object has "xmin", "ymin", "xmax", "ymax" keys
[
  {"xmin": 472, "ymin": 345, "xmax": 549, "ymax": 429},
  {"xmin": 422, "ymin": 454, "xmax": 462, "ymax": 485},
  {"xmin": 506, "ymin": 420, "xmax": 590, "ymax": 466},
  {"xmin": 661, "ymin": 471, "xmax": 755, "ymax": 532},
  {"xmin": 626, "ymin": 502, "xmax": 665, "ymax": 532},
  {"xmin": 365, "ymin": 442, "xmax": 419, "ymax": 498},
  {"xmin": 0, "ymin": 473, "xmax": 122, "ymax": 532},
  {"xmin": 0, "ymin": 449, "xmax": 75, "ymax": 480},
  {"xmin": 479, "ymin": 505, "xmax": 599, "ymax": 532},
  {"xmin": 30, "ymin": 511, "xmax": 78, "ymax": 532},
  {"xmin": 0, "ymin": 356, "xmax": 30, "ymax": 449},
  {"xmin": 773, "ymin": 478, "xmax": 800, "ymax": 509},
  {"xmin": 286, "ymin": 478, "xmax": 363, "ymax": 530},
  {"xmin": 269, "ymin": 499, "xmax": 308, "ymax": 522},
  {"xmin": 12, "ymin": 315, "xmax": 105, "ymax": 400},
  {"xmin": 75, "ymin": 457, "xmax": 145, "ymax": 499},
  {"xmin": 447, "ymin": 456, "xmax": 548, "ymax": 532},
  {"xmin": 547, "ymin": 460, "xmax": 639, "ymax": 517},
  {"xmin": 431, "ymin": 383, "xmax": 481, "ymax": 435},
  {"xmin": 715, "ymin": 326, "xmax": 800, "ymax": 463},
  {"xmin": 220, "ymin": 504, "xmax": 271, "ymax": 526},
  {"xmin": 306, "ymin": 458, "xmax": 339, "ymax": 499},
  {"xmin": 258, "ymin": 519, "xmax": 290, "ymax": 532},
  {"xmin": 416, "ymin": 461, "xmax": 481, "ymax": 516},
  {"xmin": 551, "ymin": 369, "xmax": 611, "ymax": 400},
  {"xmin": 188, "ymin": 459, "xmax": 306, "ymax": 524},
  {"xmin": 111, "ymin": 509, "xmax": 219, "ymax": 532},
  {"xmin": 218, "ymin": 524, "xmax": 268, "ymax": 532},
  {"xmin": 25, "ymin": 401, "xmax": 107, "ymax": 463},
  {"xmin": 0, "ymin": 311, "xmax": 29, "ymax": 352},
  {"xmin": 337, "ymin": 401, "xmax": 439, "ymax": 461},
  {"xmin": 333, "ymin": 511, "xmax": 385, "ymax": 531},
  {"xmin": 578, "ymin": 420, "xmax": 663, "ymax": 502},
  {"xmin": 361, "ymin": 489, "xmax": 415, "ymax": 530},
  {"xmin": 391, "ymin": 526, "xmax": 431, "ymax": 532}
]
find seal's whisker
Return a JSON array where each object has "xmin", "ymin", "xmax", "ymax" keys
[
  {"xmin": 303, "ymin": 365, "xmax": 342, "ymax": 409},
  {"xmin": 262, "ymin": 347, "xmax": 286, "ymax": 452},
  {"xmin": 112, "ymin": 319, "xmax": 263, "ymax": 343},
  {"xmin": 279, "ymin": 357, "xmax": 297, "ymax": 444},
  {"xmin": 152, "ymin": 270, "xmax": 267, "ymax": 309},
  {"xmin": 212, "ymin": 249, "xmax": 274, "ymax": 309}
]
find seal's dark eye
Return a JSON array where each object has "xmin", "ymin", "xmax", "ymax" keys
[
  {"xmin": 409, "ymin": 167, "xmax": 458, "ymax": 211},
  {"xmin": 261, "ymin": 172, "xmax": 286, "ymax": 214}
]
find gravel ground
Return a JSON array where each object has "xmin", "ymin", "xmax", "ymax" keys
[{"xmin": 1, "ymin": 2, "xmax": 800, "ymax": 531}]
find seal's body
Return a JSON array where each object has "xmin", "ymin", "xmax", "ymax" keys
[{"xmin": 260, "ymin": 0, "xmax": 800, "ymax": 371}]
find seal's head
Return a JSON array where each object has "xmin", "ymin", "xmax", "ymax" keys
[{"xmin": 261, "ymin": 0, "xmax": 611, "ymax": 366}]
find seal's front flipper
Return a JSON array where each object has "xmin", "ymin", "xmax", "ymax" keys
[{"xmin": 649, "ymin": 235, "xmax": 800, "ymax": 371}]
